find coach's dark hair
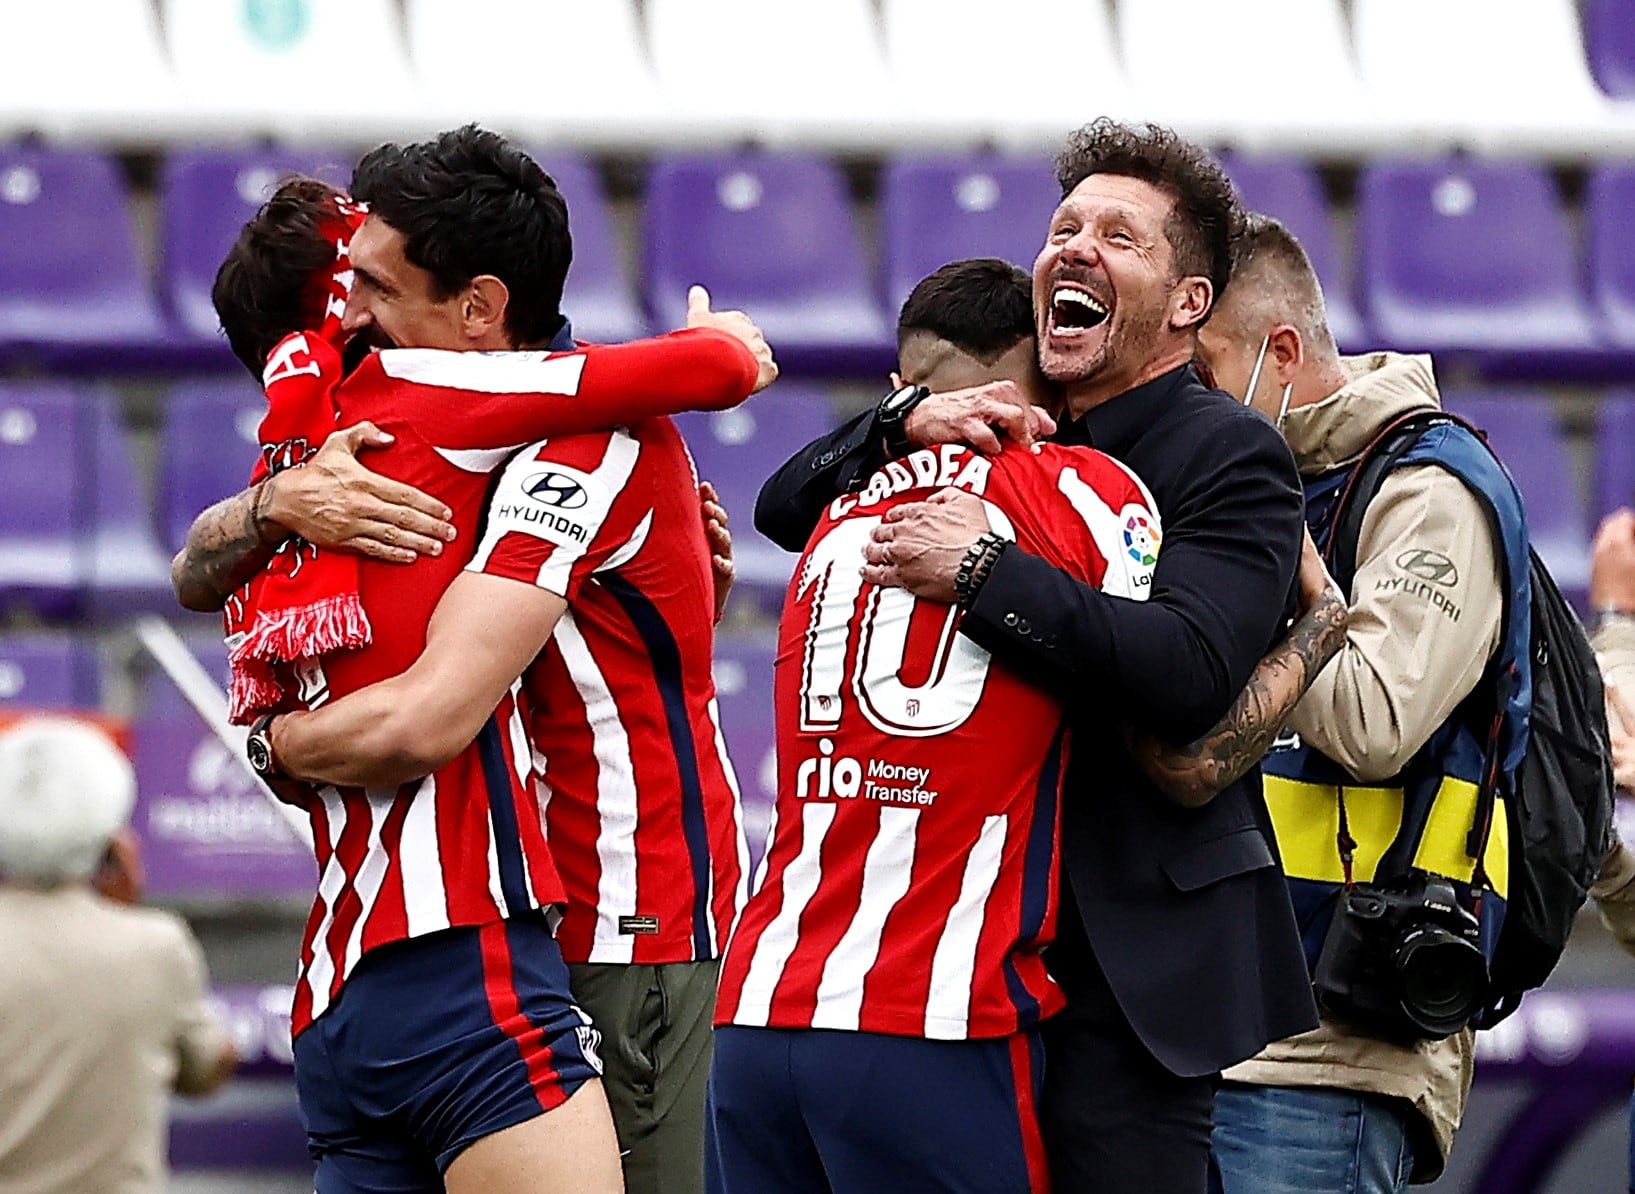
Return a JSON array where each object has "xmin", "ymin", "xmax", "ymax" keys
[
  {"xmin": 350, "ymin": 124, "xmax": 572, "ymax": 347},
  {"xmin": 1055, "ymin": 118, "xmax": 1243, "ymax": 316},
  {"xmin": 898, "ymin": 258, "xmax": 1034, "ymax": 362},
  {"xmin": 212, "ymin": 176, "xmax": 345, "ymax": 378}
]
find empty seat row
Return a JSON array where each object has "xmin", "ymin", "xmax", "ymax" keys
[
  {"xmin": 9, "ymin": 146, "xmax": 1635, "ymax": 370},
  {"xmin": 1, "ymin": 0, "xmax": 1633, "ymax": 153}
]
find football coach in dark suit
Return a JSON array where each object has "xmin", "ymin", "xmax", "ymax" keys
[{"xmin": 753, "ymin": 119, "xmax": 1316, "ymax": 1193}]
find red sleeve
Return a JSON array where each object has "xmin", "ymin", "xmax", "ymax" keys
[
  {"xmin": 352, "ymin": 328, "xmax": 758, "ymax": 450},
  {"xmin": 465, "ymin": 431, "xmax": 648, "ymax": 602}
]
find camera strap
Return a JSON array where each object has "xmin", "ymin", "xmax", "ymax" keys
[{"xmin": 1335, "ymin": 788, "xmax": 1358, "ymax": 889}]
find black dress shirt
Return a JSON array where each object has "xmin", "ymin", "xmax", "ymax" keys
[{"xmin": 754, "ymin": 363, "xmax": 1317, "ymax": 1077}]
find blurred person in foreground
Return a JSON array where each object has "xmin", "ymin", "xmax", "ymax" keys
[
  {"xmin": 1193, "ymin": 214, "xmax": 1525, "ymax": 1191},
  {"xmin": 755, "ymin": 120, "xmax": 1317, "ymax": 1193},
  {"xmin": 0, "ymin": 717, "xmax": 236, "ymax": 1194}
]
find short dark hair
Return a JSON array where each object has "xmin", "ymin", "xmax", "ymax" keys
[
  {"xmin": 897, "ymin": 258, "xmax": 1035, "ymax": 362},
  {"xmin": 212, "ymin": 176, "xmax": 346, "ymax": 377},
  {"xmin": 1227, "ymin": 211, "xmax": 1335, "ymax": 351},
  {"xmin": 350, "ymin": 125, "xmax": 572, "ymax": 347},
  {"xmin": 1054, "ymin": 118, "xmax": 1243, "ymax": 311}
]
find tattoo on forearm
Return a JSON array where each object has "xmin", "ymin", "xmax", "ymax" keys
[
  {"xmin": 171, "ymin": 485, "xmax": 279, "ymax": 612},
  {"xmin": 1136, "ymin": 589, "xmax": 1350, "ymax": 804}
]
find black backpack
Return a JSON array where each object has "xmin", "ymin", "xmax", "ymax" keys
[{"xmin": 1327, "ymin": 410, "xmax": 1615, "ymax": 1027}]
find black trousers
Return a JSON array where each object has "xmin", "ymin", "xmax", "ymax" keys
[{"xmin": 1042, "ymin": 911, "xmax": 1216, "ymax": 1194}]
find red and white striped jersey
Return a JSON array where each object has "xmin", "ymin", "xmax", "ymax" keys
[
  {"xmin": 469, "ymin": 418, "xmax": 748, "ymax": 966},
  {"xmin": 278, "ymin": 331, "xmax": 759, "ymax": 1036},
  {"xmin": 715, "ymin": 442, "xmax": 1159, "ymax": 1041}
]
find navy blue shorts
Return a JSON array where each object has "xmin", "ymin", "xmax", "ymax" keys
[
  {"xmin": 293, "ymin": 914, "xmax": 602, "ymax": 1194},
  {"xmin": 706, "ymin": 1025, "xmax": 1050, "ymax": 1194}
]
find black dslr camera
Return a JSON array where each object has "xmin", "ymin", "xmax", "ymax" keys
[{"xmin": 1313, "ymin": 870, "xmax": 1488, "ymax": 1042}]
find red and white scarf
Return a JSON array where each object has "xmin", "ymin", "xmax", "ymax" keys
[{"xmin": 224, "ymin": 196, "xmax": 371, "ymax": 724}]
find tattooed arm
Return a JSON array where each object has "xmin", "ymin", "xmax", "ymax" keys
[
  {"xmin": 170, "ymin": 422, "xmax": 456, "ymax": 613},
  {"xmin": 171, "ymin": 483, "xmax": 285, "ymax": 612},
  {"xmin": 1129, "ymin": 531, "xmax": 1350, "ymax": 809}
]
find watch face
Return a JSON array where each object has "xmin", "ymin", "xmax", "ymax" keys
[
  {"xmin": 247, "ymin": 736, "xmax": 272, "ymax": 775},
  {"xmin": 882, "ymin": 385, "xmax": 922, "ymax": 417}
]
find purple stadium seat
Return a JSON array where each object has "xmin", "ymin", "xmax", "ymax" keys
[
  {"xmin": 673, "ymin": 384, "xmax": 839, "ymax": 594},
  {"xmin": 1223, "ymin": 156, "xmax": 1364, "ymax": 349},
  {"xmin": 712, "ymin": 631, "xmax": 777, "ymax": 874},
  {"xmin": 0, "ymin": 383, "xmax": 89, "ymax": 615},
  {"xmin": 159, "ymin": 146, "xmax": 351, "ymax": 349},
  {"xmin": 0, "ymin": 382, "xmax": 172, "ymax": 616},
  {"xmin": 0, "ymin": 148, "xmax": 164, "ymax": 355},
  {"xmin": 644, "ymin": 153, "xmax": 890, "ymax": 359},
  {"xmin": 879, "ymin": 153, "xmax": 1059, "ymax": 314},
  {"xmin": 531, "ymin": 153, "xmax": 646, "ymax": 344},
  {"xmin": 1596, "ymin": 395, "xmax": 1635, "ymax": 522},
  {"xmin": 1586, "ymin": 0, "xmax": 1635, "ymax": 99},
  {"xmin": 162, "ymin": 377, "xmax": 266, "ymax": 552},
  {"xmin": 1442, "ymin": 391, "xmax": 1589, "ymax": 591},
  {"xmin": 0, "ymin": 634, "xmax": 99, "ymax": 708},
  {"xmin": 1358, "ymin": 161, "xmax": 1595, "ymax": 351},
  {"xmin": 133, "ymin": 640, "xmax": 314, "ymax": 902},
  {"xmin": 1587, "ymin": 165, "xmax": 1635, "ymax": 349}
]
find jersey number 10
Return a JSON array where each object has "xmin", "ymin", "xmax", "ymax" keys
[{"xmin": 796, "ymin": 509, "xmax": 1013, "ymax": 740}]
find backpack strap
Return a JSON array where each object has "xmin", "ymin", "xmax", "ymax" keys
[
  {"xmin": 1324, "ymin": 410, "xmax": 1452, "ymax": 590},
  {"xmin": 1325, "ymin": 408, "xmax": 1518, "ymax": 876}
]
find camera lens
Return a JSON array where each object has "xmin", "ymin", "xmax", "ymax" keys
[{"xmin": 1394, "ymin": 925, "xmax": 1486, "ymax": 1038}]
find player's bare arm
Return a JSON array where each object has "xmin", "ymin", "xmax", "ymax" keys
[
  {"xmin": 1131, "ymin": 531, "xmax": 1349, "ymax": 808},
  {"xmin": 269, "ymin": 572, "xmax": 566, "ymax": 788},
  {"xmin": 171, "ymin": 421, "xmax": 455, "ymax": 612}
]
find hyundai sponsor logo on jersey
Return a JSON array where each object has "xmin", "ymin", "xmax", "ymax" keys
[
  {"xmin": 524, "ymin": 470, "xmax": 590, "ymax": 510},
  {"xmin": 490, "ymin": 463, "xmax": 604, "ymax": 547}
]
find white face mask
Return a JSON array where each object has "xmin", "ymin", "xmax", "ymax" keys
[{"xmin": 1241, "ymin": 333, "xmax": 1294, "ymax": 427}]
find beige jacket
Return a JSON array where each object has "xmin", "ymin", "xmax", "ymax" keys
[
  {"xmin": 1225, "ymin": 353, "xmax": 1505, "ymax": 1182},
  {"xmin": 1591, "ymin": 618, "xmax": 1635, "ymax": 949},
  {"xmin": 0, "ymin": 887, "xmax": 230, "ymax": 1194}
]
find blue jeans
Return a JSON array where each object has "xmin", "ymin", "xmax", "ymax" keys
[{"xmin": 1211, "ymin": 1083, "xmax": 1415, "ymax": 1194}]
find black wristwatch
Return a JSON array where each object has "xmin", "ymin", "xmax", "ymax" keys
[
  {"xmin": 245, "ymin": 713, "xmax": 283, "ymax": 781},
  {"xmin": 876, "ymin": 384, "xmax": 930, "ymax": 460}
]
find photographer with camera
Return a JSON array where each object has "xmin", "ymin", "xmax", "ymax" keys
[{"xmin": 1192, "ymin": 216, "xmax": 1521, "ymax": 1192}]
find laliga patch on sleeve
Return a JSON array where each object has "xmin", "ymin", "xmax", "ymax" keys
[{"xmin": 486, "ymin": 459, "xmax": 613, "ymax": 552}]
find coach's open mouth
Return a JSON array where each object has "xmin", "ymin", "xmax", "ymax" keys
[{"xmin": 1049, "ymin": 284, "xmax": 1109, "ymax": 335}]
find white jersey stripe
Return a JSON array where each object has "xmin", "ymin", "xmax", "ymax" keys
[
  {"xmin": 707, "ymin": 696, "xmax": 753, "ymax": 943},
  {"xmin": 734, "ymin": 802, "xmax": 838, "ymax": 1026},
  {"xmin": 398, "ymin": 773, "xmax": 450, "ymax": 938},
  {"xmin": 810, "ymin": 807, "xmax": 920, "ymax": 1030},
  {"xmin": 435, "ymin": 444, "xmax": 529, "ymax": 473},
  {"xmin": 301, "ymin": 788, "xmax": 349, "ymax": 1021},
  {"xmin": 597, "ymin": 509, "xmax": 653, "ymax": 574},
  {"xmin": 485, "ymin": 800, "xmax": 508, "ymax": 919},
  {"xmin": 378, "ymin": 347, "xmax": 587, "ymax": 395},
  {"xmin": 555, "ymin": 610, "xmax": 640, "ymax": 964},
  {"xmin": 924, "ymin": 814, "xmax": 1008, "ymax": 1040},
  {"xmin": 341, "ymin": 790, "xmax": 394, "ymax": 977},
  {"xmin": 503, "ymin": 687, "xmax": 540, "ymax": 908}
]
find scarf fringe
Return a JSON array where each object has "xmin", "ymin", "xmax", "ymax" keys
[{"xmin": 226, "ymin": 594, "xmax": 373, "ymax": 725}]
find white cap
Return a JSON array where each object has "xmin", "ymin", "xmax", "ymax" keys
[{"xmin": 0, "ymin": 718, "xmax": 136, "ymax": 885}]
